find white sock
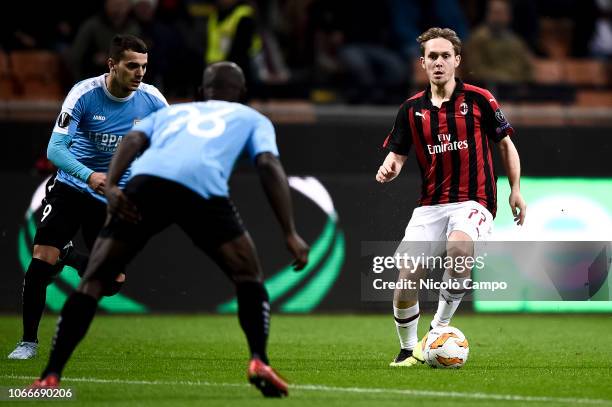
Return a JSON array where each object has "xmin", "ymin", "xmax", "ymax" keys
[
  {"xmin": 393, "ymin": 304, "xmax": 419, "ymax": 350},
  {"xmin": 431, "ymin": 271, "xmax": 469, "ymax": 328}
]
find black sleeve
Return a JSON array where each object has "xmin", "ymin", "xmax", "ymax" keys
[
  {"xmin": 383, "ymin": 103, "xmax": 413, "ymax": 155},
  {"xmin": 476, "ymin": 91, "xmax": 514, "ymax": 143}
]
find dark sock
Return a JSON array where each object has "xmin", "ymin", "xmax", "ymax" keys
[
  {"xmin": 102, "ymin": 280, "xmax": 124, "ymax": 297},
  {"xmin": 42, "ymin": 292, "xmax": 98, "ymax": 378},
  {"xmin": 64, "ymin": 250, "xmax": 89, "ymax": 277},
  {"xmin": 63, "ymin": 249, "xmax": 123, "ymax": 296},
  {"xmin": 22, "ymin": 258, "xmax": 57, "ymax": 342},
  {"xmin": 236, "ymin": 281, "xmax": 270, "ymax": 365}
]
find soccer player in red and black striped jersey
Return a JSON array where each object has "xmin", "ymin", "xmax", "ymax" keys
[{"xmin": 376, "ymin": 27, "xmax": 526, "ymax": 367}]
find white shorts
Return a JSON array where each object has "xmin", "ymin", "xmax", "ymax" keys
[{"xmin": 398, "ymin": 201, "xmax": 494, "ymax": 259}]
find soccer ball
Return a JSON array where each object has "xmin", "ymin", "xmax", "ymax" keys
[{"xmin": 422, "ymin": 326, "xmax": 469, "ymax": 368}]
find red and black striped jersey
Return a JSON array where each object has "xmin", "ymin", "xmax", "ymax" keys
[{"xmin": 383, "ymin": 79, "xmax": 514, "ymax": 218}]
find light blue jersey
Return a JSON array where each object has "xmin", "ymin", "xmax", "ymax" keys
[
  {"xmin": 51, "ymin": 74, "xmax": 168, "ymax": 201},
  {"xmin": 130, "ymin": 100, "xmax": 279, "ymax": 198}
]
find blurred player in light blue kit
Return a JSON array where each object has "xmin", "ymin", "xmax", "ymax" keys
[
  {"xmin": 32, "ymin": 62, "xmax": 309, "ymax": 398},
  {"xmin": 8, "ymin": 34, "xmax": 167, "ymax": 360}
]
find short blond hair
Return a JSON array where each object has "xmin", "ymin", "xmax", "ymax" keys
[{"xmin": 417, "ymin": 27, "xmax": 462, "ymax": 56}]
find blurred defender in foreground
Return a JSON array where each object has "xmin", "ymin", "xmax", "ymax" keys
[{"xmin": 32, "ymin": 62, "xmax": 309, "ymax": 398}]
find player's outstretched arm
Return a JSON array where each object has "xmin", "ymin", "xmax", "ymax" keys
[
  {"xmin": 255, "ymin": 152, "xmax": 309, "ymax": 271},
  {"xmin": 497, "ymin": 136, "xmax": 527, "ymax": 225},
  {"xmin": 105, "ymin": 131, "xmax": 149, "ymax": 223},
  {"xmin": 376, "ymin": 152, "xmax": 408, "ymax": 183}
]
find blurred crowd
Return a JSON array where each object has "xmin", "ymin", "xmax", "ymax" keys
[{"xmin": 1, "ymin": 0, "xmax": 611, "ymax": 104}]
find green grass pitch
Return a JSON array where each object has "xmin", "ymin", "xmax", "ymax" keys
[{"xmin": 1, "ymin": 314, "xmax": 611, "ymax": 406}]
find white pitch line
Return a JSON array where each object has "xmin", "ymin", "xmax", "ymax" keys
[{"xmin": 2, "ymin": 375, "xmax": 611, "ymax": 405}]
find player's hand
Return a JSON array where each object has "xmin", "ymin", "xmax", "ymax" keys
[
  {"xmin": 87, "ymin": 172, "xmax": 107, "ymax": 195},
  {"xmin": 105, "ymin": 185, "xmax": 141, "ymax": 224},
  {"xmin": 376, "ymin": 161, "xmax": 400, "ymax": 183},
  {"xmin": 286, "ymin": 232, "xmax": 309, "ymax": 271},
  {"xmin": 509, "ymin": 189, "xmax": 526, "ymax": 226}
]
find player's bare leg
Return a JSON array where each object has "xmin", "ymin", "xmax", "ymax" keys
[
  {"xmin": 210, "ymin": 232, "xmax": 288, "ymax": 397},
  {"xmin": 431, "ymin": 231, "xmax": 474, "ymax": 329}
]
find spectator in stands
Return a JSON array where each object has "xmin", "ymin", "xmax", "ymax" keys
[
  {"xmin": 389, "ymin": 0, "xmax": 470, "ymax": 60},
  {"xmin": 154, "ymin": 0, "xmax": 204, "ymax": 98},
  {"xmin": 464, "ymin": 0, "xmax": 533, "ymax": 84},
  {"xmin": 69, "ymin": 0, "xmax": 141, "ymax": 81},
  {"xmin": 0, "ymin": 1, "xmax": 99, "ymax": 53},
  {"xmin": 0, "ymin": 4, "xmax": 42, "ymax": 51},
  {"xmin": 50, "ymin": 2, "xmax": 104, "ymax": 56},
  {"xmin": 274, "ymin": 0, "xmax": 316, "ymax": 84},
  {"xmin": 463, "ymin": 0, "xmax": 541, "ymax": 55},
  {"xmin": 537, "ymin": 0, "xmax": 598, "ymax": 58},
  {"xmin": 249, "ymin": 0, "xmax": 291, "ymax": 88},
  {"xmin": 310, "ymin": 0, "xmax": 407, "ymax": 104},
  {"xmin": 308, "ymin": 0, "xmax": 344, "ymax": 94},
  {"xmin": 507, "ymin": 0, "xmax": 540, "ymax": 56},
  {"xmin": 206, "ymin": 0, "xmax": 261, "ymax": 87},
  {"xmin": 590, "ymin": 0, "xmax": 612, "ymax": 59},
  {"xmin": 132, "ymin": 0, "xmax": 181, "ymax": 91}
]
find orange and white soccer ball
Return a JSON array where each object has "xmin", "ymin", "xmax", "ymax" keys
[{"xmin": 423, "ymin": 326, "xmax": 469, "ymax": 368}]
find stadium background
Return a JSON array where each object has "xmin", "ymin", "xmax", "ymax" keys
[{"xmin": 0, "ymin": 0, "xmax": 611, "ymax": 314}]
